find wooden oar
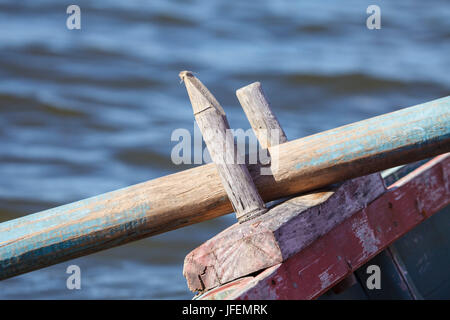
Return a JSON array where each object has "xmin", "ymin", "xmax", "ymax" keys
[{"xmin": 0, "ymin": 91, "xmax": 449, "ymax": 280}]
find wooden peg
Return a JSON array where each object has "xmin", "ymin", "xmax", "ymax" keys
[
  {"xmin": 179, "ymin": 71, "xmax": 267, "ymax": 223},
  {"xmin": 236, "ymin": 82, "xmax": 287, "ymax": 149}
]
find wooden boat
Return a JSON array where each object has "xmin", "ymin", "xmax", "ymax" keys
[
  {"xmin": 0, "ymin": 72, "xmax": 449, "ymax": 299},
  {"xmin": 191, "ymin": 154, "xmax": 449, "ymax": 299}
]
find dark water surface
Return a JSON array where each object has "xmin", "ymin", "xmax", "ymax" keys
[{"xmin": 0, "ymin": 0, "xmax": 449, "ymax": 298}]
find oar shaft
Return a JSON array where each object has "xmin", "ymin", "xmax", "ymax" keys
[{"xmin": 0, "ymin": 96, "xmax": 449, "ymax": 280}]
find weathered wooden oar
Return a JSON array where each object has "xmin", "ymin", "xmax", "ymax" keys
[{"xmin": 0, "ymin": 93, "xmax": 449, "ymax": 280}]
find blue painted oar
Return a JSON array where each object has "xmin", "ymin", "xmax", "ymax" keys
[{"xmin": 0, "ymin": 96, "xmax": 449, "ymax": 280}]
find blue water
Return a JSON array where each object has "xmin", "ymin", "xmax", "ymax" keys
[{"xmin": 0, "ymin": 0, "xmax": 449, "ymax": 299}]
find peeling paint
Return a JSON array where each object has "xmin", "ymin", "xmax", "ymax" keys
[
  {"xmin": 351, "ymin": 213, "xmax": 380, "ymax": 256},
  {"xmin": 319, "ymin": 267, "xmax": 334, "ymax": 290}
]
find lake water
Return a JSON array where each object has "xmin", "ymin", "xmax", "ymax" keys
[{"xmin": 0, "ymin": 0, "xmax": 449, "ymax": 299}]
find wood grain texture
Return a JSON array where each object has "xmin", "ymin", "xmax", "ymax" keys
[
  {"xmin": 180, "ymin": 71, "xmax": 267, "ymax": 222},
  {"xmin": 196, "ymin": 153, "xmax": 450, "ymax": 300},
  {"xmin": 0, "ymin": 96, "xmax": 449, "ymax": 280},
  {"xmin": 236, "ymin": 82, "xmax": 287, "ymax": 149},
  {"xmin": 183, "ymin": 173, "xmax": 386, "ymax": 292}
]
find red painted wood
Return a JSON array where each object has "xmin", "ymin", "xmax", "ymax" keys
[
  {"xmin": 197, "ymin": 153, "xmax": 449, "ymax": 300},
  {"xmin": 184, "ymin": 173, "xmax": 386, "ymax": 292}
]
